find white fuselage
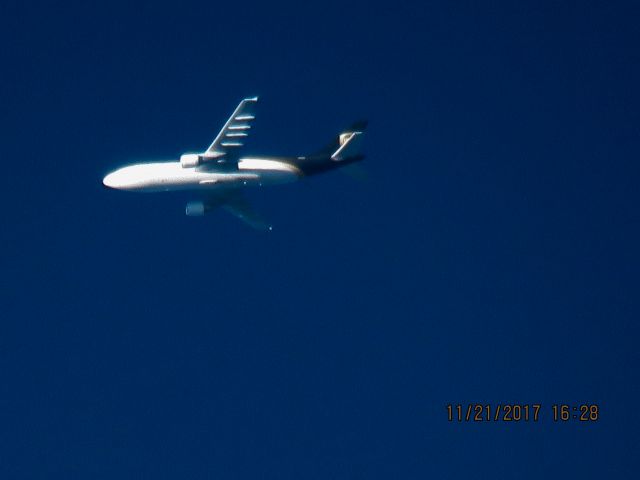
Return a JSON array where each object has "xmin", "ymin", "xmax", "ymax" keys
[{"xmin": 102, "ymin": 157, "xmax": 302, "ymax": 192}]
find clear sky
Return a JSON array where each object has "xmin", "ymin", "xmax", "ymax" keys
[{"xmin": 1, "ymin": 0, "xmax": 639, "ymax": 478}]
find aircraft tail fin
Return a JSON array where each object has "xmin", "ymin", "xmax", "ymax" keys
[{"xmin": 313, "ymin": 120, "xmax": 367, "ymax": 160}]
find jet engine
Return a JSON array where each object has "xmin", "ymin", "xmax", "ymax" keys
[
  {"xmin": 180, "ymin": 153, "xmax": 201, "ymax": 168},
  {"xmin": 185, "ymin": 201, "xmax": 206, "ymax": 216}
]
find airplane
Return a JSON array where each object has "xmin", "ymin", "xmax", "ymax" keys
[{"xmin": 103, "ymin": 96, "xmax": 367, "ymax": 229}]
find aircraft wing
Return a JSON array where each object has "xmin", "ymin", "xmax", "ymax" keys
[
  {"xmin": 186, "ymin": 189, "xmax": 271, "ymax": 230},
  {"xmin": 204, "ymin": 96, "xmax": 258, "ymax": 164},
  {"xmin": 222, "ymin": 194, "xmax": 272, "ymax": 231}
]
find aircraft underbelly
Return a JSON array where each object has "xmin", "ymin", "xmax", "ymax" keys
[
  {"xmin": 238, "ymin": 158, "xmax": 302, "ymax": 185},
  {"xmin": 248, "ymin": 169, "xmax": 299, "ymax": 185},
  {"xmin": 138, "ymin": 170, "xmax": 296, "ymax": 192}
]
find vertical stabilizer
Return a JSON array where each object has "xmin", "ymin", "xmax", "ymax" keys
[{"xmin": 313, "ymin": 120, "xmax": 368, "ymax": 160}]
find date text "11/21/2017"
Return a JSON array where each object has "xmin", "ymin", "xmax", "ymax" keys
[{"xmin": 446, "ymin": 404, "xmax": 599, "ymax": 422}]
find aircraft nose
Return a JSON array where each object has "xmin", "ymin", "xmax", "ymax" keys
[{"xmin": 103, "ymin": 172, "xmax": 119, "ymax": 189}]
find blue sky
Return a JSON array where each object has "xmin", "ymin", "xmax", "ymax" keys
[{"xmin": 1, "ymin": 1, "xmax": 639, "ymax": 478}]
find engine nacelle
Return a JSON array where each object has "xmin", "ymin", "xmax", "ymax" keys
[
  {"xmin": 185, "ymin": 201, "xmax": 206, "ymax": 216},
  {"xmin": 180, "ymin": 153, "xmax": 201, "ymax": 168}
]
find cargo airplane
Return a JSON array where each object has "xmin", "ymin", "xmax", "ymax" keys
[{"xmin": 103, "ymin": 97, "xmax": 367, "ymax": 229}]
